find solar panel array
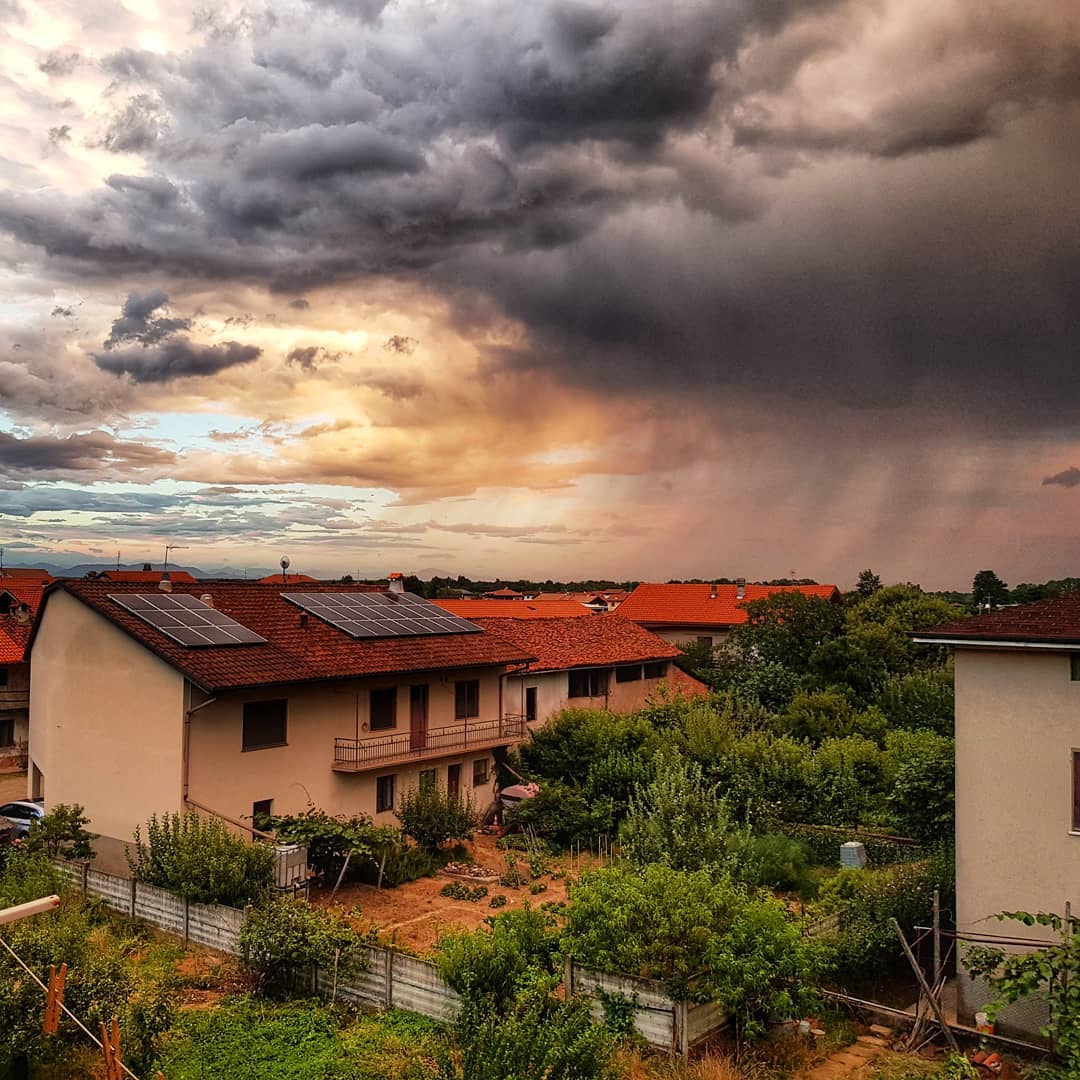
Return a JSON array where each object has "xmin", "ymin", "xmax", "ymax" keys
[
  {"xmin": 283, "ymin": 591, "xmax": 482, "ymax": 639},
  {"xmin": 108, "ymin": 593, "xmax": 268, "ymax": 648}
]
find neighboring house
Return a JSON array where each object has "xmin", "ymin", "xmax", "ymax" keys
[
  {"xmin": 483, "ymin": 587, "xmax": 526, "ymax": 600},
  {"xmin": 92, "ymin": 568, "xmax": 200, "ymax": 584},
  {"xmin": 916, "ymin": 596, "xmax": 1080, "ymax": 1034},
  {"xmin": 617, "ymin": 580, "xmax": 841, "ymax": 648},
  {"xmin": 532, "ymin": 591, "xmax": 630, "ymax": 612},
  {"xmin": 454, "ymin": 613, "xmax": 708, "ymax": 728},
  {"xmin": 256, "ymin": 573, "xmax": 320, "ymax": 585},
  {"xmin": 434, "ymin": 599, "xmax": 595, "ymax": 619},
  {"xmin": 0, "ymin": 570, "xmax": 51, "ymax": 768},
  {"xmin": 28, "ymin": 580, "xmax": 534, "ymax": 871}
]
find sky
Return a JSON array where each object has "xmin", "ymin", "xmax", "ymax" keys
[{"xmin": 0, "ymin": 0, "xmax": 1078, "ymax": 588}]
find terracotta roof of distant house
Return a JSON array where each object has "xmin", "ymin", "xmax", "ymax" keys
[
  {"xmin": 31, "ymin": 581, "xmax": 535, "ymax": 693},
  {"xmin": 0, "ymin": 568, "xmax": 53, "ymax": 584},
  {"xmin": 617, "ymin": 582, "xmax": 840, "ymax": 628},
  {"xmin": 532, "ymin": 591, "xmax": 630, "ymax": 606},
  {"xmin": 0, "ymin": 583, "xmax": 48, "ymax": 617},
  {"xmin": 915, "ymin": 594, "xmax": 1080, "ymax": 646},
  {"xmin": 0, "ymin": 623, "xmax": 31, "ymax": 665},
  {"xmin": 434, "ymin": 599, "xmax": 594, "ymax": 619},
  {"xmin": 256, "ymin": 573, "xmax": 320, "ymax": 585},
  {"xmin": 483, "ymin": 587, "xmax": 525, "ymax": 599},
  {"xmin": 96, "ymin": 569, "xmax": 199, "ymax": 583},
  {"xmin": 463, "ymin": 613, "xmax": 684, "ymax": 674}
]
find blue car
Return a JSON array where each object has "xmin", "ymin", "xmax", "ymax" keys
[{"xmin": 0, "ymin": 800, "xmax": 44, "ymax": 838}]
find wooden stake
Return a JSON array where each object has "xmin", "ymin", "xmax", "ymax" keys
[
  {"xmin": 891, "ymin": 919, "xmax": 960, "ymax": 1053},
  {"xmin": 99, "ymin": 1017, "xmax": 122, "ymax": 1080}
]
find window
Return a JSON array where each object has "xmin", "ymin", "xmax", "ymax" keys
[
  {"xmin": 370, "ymin": 687, "xmax": 397, "ymax": 731},
  {"xmin": 419, "ymin": 769, "xmax": 436, "ymax": 793},
  {"xmin": 1071, "ymin": 656, "xmax": 1080, "ymax": 681},
  {"xmin": 252, "ymin": 799, "xmax": 273, "ymax": 829},
  {"xmin": 615, "ymin": 665, "xmax": 642, "ymax": 683},
  {"xmin": 696, "ymin": 636, "xmax": 713, "ymax": 648},
  {"xmin": 568, "ymin": 668, "xmax": 609, "ymax": 698},
  {"xmin": 0, "ymin": 668, "xmax": 8, "ymax": 687},
  {"xmin": 525, "ymin": 687, "xmax": 537, "ymax": 725},
  {"xmin": 473, "ymin": 758, "xmax": 489, "ymax": 786},
  {"xmin": 0, "ymin": 718, "xmax": 12, "ymax": 747},
  {"xmin": 376, "ymin": 774, "xmax": 396, "ymax": 813},
  {"xmin": 643, "ymin": 661, "xmax": 669, "ymax": 680},
  {"xmin": 242, "ymin": 699, "xmax": 287, "ymax": 750},
  {"xmin": 455, "ymin": 679, "xmax": 480, "ymax": 719},
  {"xmin": 1073, "ymin": 752, "xmax": 1080, "ymax": 832}
]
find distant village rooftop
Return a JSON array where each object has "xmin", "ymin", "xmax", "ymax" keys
[{"xmin": 617, "ymin": 581, "xmax": 840, "ymax": 628}]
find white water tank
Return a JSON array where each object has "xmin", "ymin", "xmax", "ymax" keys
[{"xmin": 840, "ymin": 841, "xmax": 868, "ymax": 869}]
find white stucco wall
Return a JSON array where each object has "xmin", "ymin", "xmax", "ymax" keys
[
  {"xmin": 28, "ymin": 590, "xmax": 186, "ymax": 848},
  {"xmin": 954, "ymin": 646, "xmax": 1080, "ymax": 1030}
]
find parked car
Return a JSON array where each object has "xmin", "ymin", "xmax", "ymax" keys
[{"xmin": 0, "ymin": 800, "xmax": 44, "ymax": 838}]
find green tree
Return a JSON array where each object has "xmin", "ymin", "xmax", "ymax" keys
[
  {"xmin": 25, "ymin": 803, "xmax": 94, "ymax": 861},
  {"xmin": 619, "ymin": 746, "xmax": 753, "ymax": 876},
  {"xmin": 972, "ymin": 569, "xmax": 1009, "ymax": 609},
  {"xmin": 781, "ymin": 690, "xmax": 886, "ymax": 745},
  {"xmin": 878, "ymin": 666, "xmax": 954, "ymax": 736},
  {"xmin": 847, "ymin": 584, "xmax": 966, "ymax": 636},
  {"xmin": 563, "ymin": 864, "xmax": 817, "ymax": 1034},
  {"xmin": 729, "ymin": 592, "xmax": 844, "ymax": 674},
  {"xmin": 884, "ymin": 730, "xmax": 954, "ymax": 843},
  {"xmin": 270, "ymin": 808, "xmax": 398, "ymax": 883},
  {"xmin": 856, "ymin": 569, "xmax": 882, "ymax": 598},
  {"xmin": 396, "ymin": 785, "xmax": 477, "ymax": 853}
]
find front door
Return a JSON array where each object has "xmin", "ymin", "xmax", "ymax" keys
[
  {"xmin": 447, "ymin": 764, "xmax": 461, "ymax": 797},
  {"xmin": 410, "ymin": 684, "xmax": 429, "ymax": 751},
  {"xmin": 525, "ymin": 687, "xmax": 537, "ymax": 725}
]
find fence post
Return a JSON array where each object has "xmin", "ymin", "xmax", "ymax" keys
[
  {"xmin": 563, "ymin": 953, "xmax": 574, "ymax": 998},
  {"xmin": 81, "ymin": 861, "xmax": 89, "ymax": 896},
  {"xmin": 385, "ymin": 948, "xmax": 394, "ymax": 1009},
  {"xmin": 675, "ymin": 1000, "xmax": 688, "ymax": 1058},
  {"xmin": 130, "ymin": 877, "xmax": 137, "ymax": 918},
  {"xmin": 183, "ymin": 896, "xmax": 190, "ymax": 943}
]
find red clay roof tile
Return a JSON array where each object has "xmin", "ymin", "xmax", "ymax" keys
[
  {"xmin": 463, "ymin": 613, "xmax": 683, "ymax": 673},
  {"xmin": 37, "ymin": 581, "xmax": 535, "ymax": 692},
  {"xmin": 918, "ymin": 594, "xmax": 1080, "ymax": 645},
  {"xmin": 616, "ymin": 582, "xmax": 840, "ymax": 628},
  {"xmin": 435, "ymin": 599, "xmax": 594, "ymax": 619}
]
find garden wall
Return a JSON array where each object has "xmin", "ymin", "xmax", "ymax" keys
[{"xmin": 54, "ymin": 859, "xmax": 725, "ymax": 1056}]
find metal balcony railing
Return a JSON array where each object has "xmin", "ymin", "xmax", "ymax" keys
[{"xmin": 333, "ymin": 714, "xmax": 527, "ymax": 772}]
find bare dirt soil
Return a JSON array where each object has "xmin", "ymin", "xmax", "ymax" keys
[
  {"xmin": 312, "ymin": 832, "xmax": 596, "ymax": 955},
  {"xmin": 0, "ymin": 771, "xmax": 27, "ymax": 802}
]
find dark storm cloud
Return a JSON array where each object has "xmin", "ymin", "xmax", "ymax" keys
[
  {"xmin": 1043, "ymin": 467, "xmax": 1080, "ymax": 489},
  {"xmin": 1, "ymin": 0, "xmax": 1078, "ymax": 426},
  {"xmin": 47, "ymin": 125, "xmax": 71, "ymax": 144},
  {"xmin": 384, "ymin": 335, "xmax": 417, "ymax": 355},
  {"xmin": 287, "ymin": 298, "xmax": 310, "ymax": 310},
  {"xmin": 95, "ymin": 339, "xmax": 262, "ymax": 383},
  {"xmin": 104, "ymin": 289, "xmax": 190, "ymax": 348},
  {"xmin": 50, "ymin": 306, "xmax": 74, "ymax": 317},
  {"xmin": 37, "ymin": 50, "xmax": 80, "ymax": 77},
  {"xmin": 286, "ymin": 345, "xmax": 343, "ymax": 371},
  {"xmin": 0, "ymin": 430, "xmax": 176, "ymax": 476}
]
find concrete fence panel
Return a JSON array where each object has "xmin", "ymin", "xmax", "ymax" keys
[
  {"xmin": 187, "ymin": 900, "xmax": 245, "ymax": 952},
  {"xmin": 133, "ymin": 881, "xmax": 186, "ymax": 937}
]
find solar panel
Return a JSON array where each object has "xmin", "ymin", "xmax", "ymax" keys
[
  {"xmin": 283, "ymin": 591, "xmax": 482, "ymax": 639},
  {"xmin": 108, "ymin": 593, "xmax": 268, "ymax": 648}
]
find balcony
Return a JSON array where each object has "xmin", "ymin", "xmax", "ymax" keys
[
  {"xmin": 333, "ymin": 714, "xmax": 527, "ymax": 772},
  {"xmin": 0, "ymin": 688, "xmax": 29, "ymax": 711}
]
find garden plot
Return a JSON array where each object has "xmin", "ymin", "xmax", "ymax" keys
[{"xmin": 312, "ymin": 832, "xmax": 585, "ymax": 954}]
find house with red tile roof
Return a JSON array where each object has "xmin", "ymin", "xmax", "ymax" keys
[
  {"xmin": 617, "ymin": 580, "xmax": 841, "ymax": 648},
  {"xmin": 483, "ymin": 587, "xmax": 526, "ymax": 599},
  {"xmin": 531, "ymin": 590, "xmax": 631, "ymax": 611},
  {"xmin": 255, "ymin": 572, "xmax": 321, "ymax": 585},
  {"xmin": 914, "ymin": 595, "xmax": 1080, "ymax": 1034},
  {"xmin": 0, "ymin": 571, "xmax": 51, "ymax": 766},
  {"xmin": 27, "ymin": 579, "xmax": 535, "ymax": 870},
  {"xmin": 453, "ymin": 614, "xmax": 707, "ymax": 728},
  {"xmin": 434, "ymin": 599, "xmax": 595, "ymax": 619},
  {"xmin": 93, "ymin": 568, "xmax": 200, "ymax": 584}
]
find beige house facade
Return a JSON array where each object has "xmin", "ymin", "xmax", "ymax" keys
[
  {"xmin": 917, "ymin": 597, "xmax": 1080, "ymax": 1035},
  {"xmin": 28, "ymin": 581, "xmax": 532, "ymax": 872}
]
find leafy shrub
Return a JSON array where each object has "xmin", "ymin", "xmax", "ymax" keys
[
  {"xmin": 396, "ymin": 787, "xmax": 477, "ymax": 853},
  {"xmin": 25, "ymin": 803, "xmax": 94, "ymax": 861},
  {"xmin": 878, "ymin": 667, "xmax": 955, "ymax": 736},
  {"xmin": 814, "ymin": 849, "xmax": 954, "ymax": 977},
  {"xmin": 239, "ymin": 895, "xmax": 372, "ymax": 991},
  {"xmin": 563, "ymin": 864, "xmax": 818, "ymax": 1034},
  {"xmin": 369, "ymin": 844, "xmax": 442, "ymax": 887},
  {"xmin": 505, "ymin": 780, "xmax": 614, "ymax": 846},
  {"xmin": 619, "ymin": 746, "xmax": 755, "ymax": 878},
  {"xmin": 743, "ymin": 833, "xmax": 816, "ymax": 894},
  {"xmin": 436, "ymin": 906, "xmax": 560, "ymax": 1012},
  {"xmin": 441, "ymin": 974, "xmax": 618, "ymax": 1080},
  {"xmin": 270, "ymin": 808, "xmax": 398, "ymax": 882},
  {"xmin": 489, "ymin": 895, "xmax": 507, "ymax": 909},
  {"xmin": 440, "ymin": 882, "xmax": 488, "ymax": 902},
  {"xmin": 128, "ymin": 812, "xmax": 275, "ymax": 905},
  {"xmin": 125, "ymin": 979, "xmax": 177, "ymax": 1076},
  {"xmin": 777, "ymin": 822, "xmax": 924, "ymax": 865},
  {"xmin": 781, "ymin": 691, "xmax": 887, "ymax": 746}
]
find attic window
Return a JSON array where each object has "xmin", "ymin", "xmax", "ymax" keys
[
  {"xmin": 615, "ymin": 665, "xmax": 642, "ymax": 683},
  {"xmin": 0, "ymin": 592, "xmax": 13, "ymax": 615},
  {"xmin": 568, "ymin": 669, "xmax": 609, "ymax": 698},
  {"xmin": 643, "ymin": 661, "xmax": 668, "ymax": 680}
]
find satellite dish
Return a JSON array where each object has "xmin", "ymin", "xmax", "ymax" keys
[{"xmin": 280, "ymin": 556, "xmax": 291, "ymax": 571}]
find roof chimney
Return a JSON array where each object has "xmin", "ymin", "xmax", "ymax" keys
[
  {"xmin": 388, "ymin": 572, "xmax": 405, "ymax": 594},
  {"xmin": 142, "ymin": 563, "xmax": 153, "ymax": 572},
  {"xmin": 736, "ymin": 578, "xmax": 746, "ymax": 600},
  {"xmin": 710, "ymin": 583, "xmax": 717, "ymax": 600},
  {"xmin": 13, "ymin": 603, "xmax": 31, "ymax": 626},
  {"xmin": 200, "ymin": 594, "xmax": 214, "ymax": 608},
  {"xmin": 299, "ymin": 611, "xmax": 309, "ymax": 628}
]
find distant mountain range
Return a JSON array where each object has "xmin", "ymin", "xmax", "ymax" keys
[{"xmin": 5, "ymin": 560, "xmax": 281, "ymax": 580}]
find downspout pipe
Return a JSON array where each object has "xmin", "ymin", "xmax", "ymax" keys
[{"xmin": 182, "ymin": 684, "xmax": 217, "ymax": 808}]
